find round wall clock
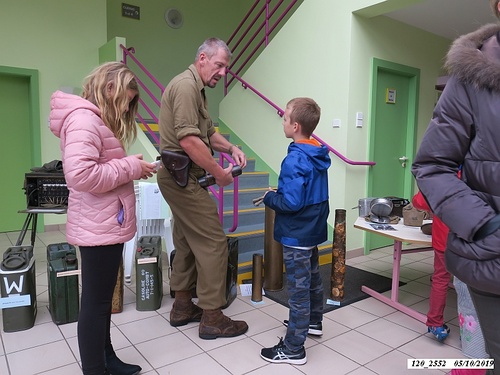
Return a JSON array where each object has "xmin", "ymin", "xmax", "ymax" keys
[{"xmin": 165, "ymin": 8, "xmax": 183, "ymax": 29}]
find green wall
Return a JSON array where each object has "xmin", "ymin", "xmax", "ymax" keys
[
  {"xmin": 0, "ymin": 0, "xmax": 107, "ymax": 227},
  {"xmin": 106, "ymin": 0, "xmax": 250, "ymax": 121}
]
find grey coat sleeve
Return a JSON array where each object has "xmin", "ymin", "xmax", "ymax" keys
[{"xmin": 411, "ymin": 77, "xmax": 496, "ymax": 242}]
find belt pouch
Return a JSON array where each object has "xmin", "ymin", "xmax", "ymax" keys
[{"xmin": 161, "ymin": 150, "xmax": 191, "ymax": 187}]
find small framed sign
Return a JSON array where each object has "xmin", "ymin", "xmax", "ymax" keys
[
  {"xmin": 386, "ymin": 88, "xmax": 396, "ymax": 104},
  {"xmin": 122, "ymin": 3, "xmax": 140, "ymax": 20}
]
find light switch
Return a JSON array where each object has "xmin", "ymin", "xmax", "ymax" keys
[
  {"xmin": 356, "ymin": 112, "xmax": 363, "ymax": 128},
  {"xmin": 332, "ymin": 119, "xmax": 341, "ymax": 128}
]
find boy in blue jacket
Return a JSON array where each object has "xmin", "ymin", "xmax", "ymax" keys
[{"xmin": 260, "ymin": 97, "xmax": 331, "ymax": 365}]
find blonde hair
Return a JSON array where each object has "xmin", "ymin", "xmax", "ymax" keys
[
  {"xmin": 286, "ymin": 97, "xmax": 321, "ymax": 137},
  {"xmin": 82, "ymin": 62, "xmax": 139, "ymax": 148},
  {"xmin": 491, "ymin": 0, "xmax": 500, "ymax": 20}
]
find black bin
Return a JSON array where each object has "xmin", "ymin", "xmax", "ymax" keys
[
  {"xmin": 0, "ymin": 246, "xmax": 37, "ymax": 332},
  {"xmin": 136, "ymin": 236, "xmax": 163, "ymax": 311},
  {"xmin": 168, "ymin": 237, "xmax": 238, "ymax": 309},
  {"xmin": 47, "ymin": 243, "xmax": 80, "ymax": 324},
  {"xmin": 223, "ymin": 237, "xmax": 238, "ymax": 309}
]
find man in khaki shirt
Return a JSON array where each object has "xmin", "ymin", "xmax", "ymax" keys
[{"xmin": 158, "ymin": 37, "xmax": 248, "ymax": 339}]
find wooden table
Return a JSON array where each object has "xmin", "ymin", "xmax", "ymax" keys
[{"xmin": 354, "ymin": 216, "xmax": 433, "ymax": 323}]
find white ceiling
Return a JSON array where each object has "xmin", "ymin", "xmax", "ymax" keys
[{"xmin": 385, "ymin": 0, "xmax": 498, "ymax": 40}]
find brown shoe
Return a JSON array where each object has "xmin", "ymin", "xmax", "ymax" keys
[
  {"xmin": 199, "ymin": 308, "xmax": 248, "ymax": 340},
  {"xmin": 170, "ymin": 290, "xmax": 203, "ymax": 327}
]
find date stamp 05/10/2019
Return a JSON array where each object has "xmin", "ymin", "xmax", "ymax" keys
[{"xmin": 407, "ymin": 359, "xmax": 494, "ymax": 370}]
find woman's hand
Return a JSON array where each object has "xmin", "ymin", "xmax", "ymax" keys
[
  {"xmin": 132, "ymin": 154, "xmax": 156, "ymax": 179},
  {"xmin": 139, "ymin": 159, "xmax": 157, "ymax": 179}
]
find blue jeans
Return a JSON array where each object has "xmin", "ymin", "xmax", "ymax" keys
[{"xmin": 283, "ymin": 245, "xmax": 323, "ymax": 351}]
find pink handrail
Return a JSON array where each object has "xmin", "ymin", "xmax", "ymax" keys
[
  {"xmin": 208, "ymin": 153, "xmax": 239, "ymax": 232},
  {"xmin": 121, "ymin": 46, "xmax": 164, "ymax": 92},
  {"xmin": 136, "ymin": 113, "xmax": 159, "ymax": 145},
  {"xmin": 225, "ymin": 69, "xmax": 376, "ymax": 166},
  {"xmin": 227, "ymin": 69, "xmax": 283, "ymax": 116},
  {"xmin": 227, "ymin": 1, "xmax": 263, "ymax": 51},
  {"xmin": 227, "ymin": 6, "xmax": 267, "ymax": 75},
  {"xmin": 225, "ymin": 0, "xmax": 297, "ymax": 91},
  {"xmin": 121, "ymin": 45, "xmax": 163, "ymax": 144},
  {"xmin": 222, "ymin": 0, "xmax": 374, "ymax": 166},
  {"xmin": 227, "ymin": 0, "xmax": 261, "ymax": 46},
  {"xmin": 312, "ymin": 134, "xmax": 375, "ymax": 166}
]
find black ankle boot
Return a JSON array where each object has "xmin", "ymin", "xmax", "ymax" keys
[{"xmin": 105, "ymin": 351, "xmax": 141, "ymax": 375}]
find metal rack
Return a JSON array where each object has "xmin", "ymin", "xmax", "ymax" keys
[{"xmin": 17, "ymin": 172, "xmax": 68, "ymax": 247}]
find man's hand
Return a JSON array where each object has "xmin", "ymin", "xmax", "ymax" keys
[
  {"xmin": 215, "ymin": 163, "xmax": 234, "ymax": 187},
  {"xmin": 230, "ymin": 146, "xmax": 247, "ymax": 169}
]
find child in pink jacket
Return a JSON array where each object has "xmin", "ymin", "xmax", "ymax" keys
[{"xmin": 50, "ymin": 62, "xmax": 156, "ymax": 375}]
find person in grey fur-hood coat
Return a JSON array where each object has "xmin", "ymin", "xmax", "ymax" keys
[
  {"xmin": 412, "ymin": 8, "xmax": 500, "ymax": 370},
  {"xmin": 413, "ymin": 23, "xmax": 500, "ymax": 295}
]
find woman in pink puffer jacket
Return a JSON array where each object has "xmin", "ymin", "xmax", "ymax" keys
[{"xmin": 49, "ymin": 62, "xmax": 156, "ymax": 375}]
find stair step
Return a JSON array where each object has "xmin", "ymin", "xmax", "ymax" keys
[
  {"xmin": 222, "ymin": 207, "xmax": 264, "ymax": 230},
  {"xmin": 213, "ymin": 187, "xmax": 268, "ymax": 210},
  {"xmin": 226, "ymin": 171, "xmax": 269, "ymax": 189},
  {"xmin": 227, "ymin": 228, "xmax": 265, "ymax": 263},
  {"xmin": 205, "ymin": 172, "xmax": 269, "ymax": 198}
]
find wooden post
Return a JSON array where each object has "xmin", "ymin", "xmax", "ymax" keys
[
  {"xmin": 251, "ymin": 253, "xmax": 263, "ymax": 302},
  {"xmin": 263, "ymin": 206, "xmax": 283, "ymax": 291},
  {"xmin": 111, "ymin": 259, "xmax": 124, "ymax": 313},
  {"xmin": 330, "ymin": 209, "xmax": 346, "ymax": 303}
]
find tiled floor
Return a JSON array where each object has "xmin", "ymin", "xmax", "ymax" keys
[{"xmin": 0, "ymin": 229, "xmax": 467, "ymax": 375}]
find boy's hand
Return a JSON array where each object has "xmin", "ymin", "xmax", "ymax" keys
[
  {"xmin": 252, "ymin": 195, "xmax": 265, "ymax": 206},
  {"xmin": 253, "ymin": 187, "xmax": 277, "ymax": 206}
]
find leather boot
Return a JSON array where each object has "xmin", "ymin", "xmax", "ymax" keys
[
  {"xmin": 105, "ymin": 345, "xmax": 141, "ymax": 375},
  {"xmin": 199, "ymin": 308, "xmax": 248, "ymax": 340},
  {"xmin": 170, "ymin": 290, "xmax": 203, "ymax": 327}
]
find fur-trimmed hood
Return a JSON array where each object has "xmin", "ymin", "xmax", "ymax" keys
[{"xmin": 445, "ymin": 23, "xmax": 500, "ymax": 92}]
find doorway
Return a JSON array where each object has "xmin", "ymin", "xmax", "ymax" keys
[
  {"xmin": 366, "ymin": 58, "xmax": 420, "ymax": 252},
  {"xmin": 0, "ymin": 66, "xmax": 41, "ymax": 232}
]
